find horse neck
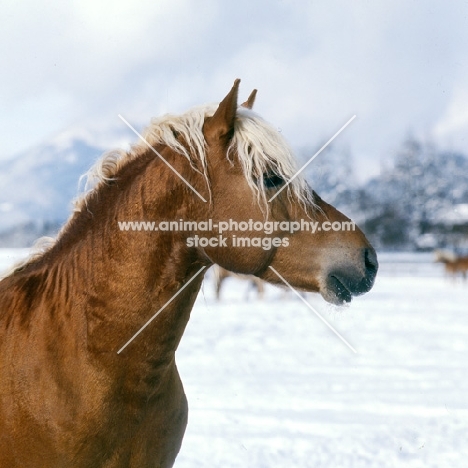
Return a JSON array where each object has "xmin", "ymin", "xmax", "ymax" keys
[{"xmin": 46, "ymin": 147, "xmax": 207, "ymax": 365}]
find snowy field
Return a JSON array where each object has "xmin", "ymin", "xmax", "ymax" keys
[{"xmin": 1, "ymin": 250, "xmax": 467, "ymax": 467}]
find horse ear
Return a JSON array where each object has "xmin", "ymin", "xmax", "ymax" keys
[
  {"xmin": 241, "ymin": 89, "xmax": 257, "ymax": 109},
  {"xmin": 204, "ymin": 79, "xmax": 240, "ymax": 143}
]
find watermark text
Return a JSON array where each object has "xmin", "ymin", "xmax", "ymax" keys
[{"xmin": 117, "ymin": 218, "xmax": 355, "ymax": 250}]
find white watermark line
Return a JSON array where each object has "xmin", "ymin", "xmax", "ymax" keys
[
  {"xmin": 118, "ymin": 114, "xmax": 207, "ymax": 203},
  {"xmin": 268, "ymin": 115, "xmax": 357, "ymax": 202},
  {"xmin": 116, "ymin": 219, "xmax": 356, "ymax": 234},
  {"xmin": 117, "ymin": 265, "xmax": 206, "ymax": 354},
  {"xmin": 268, "ymin": 266, "xmax": 357, "ymax": 354}
]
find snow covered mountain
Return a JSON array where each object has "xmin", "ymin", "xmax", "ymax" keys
[
  {"xmin": 0, "ymin": 122, "xmax": 136, "ymax": 245},
  {"xmin": 0, "ymin": 138, "xmax": 101, "ymax": 226}
]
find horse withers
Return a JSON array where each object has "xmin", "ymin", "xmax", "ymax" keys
[{"xmin": 0, "ymin": 80, "xmax": 377, "ymax": 467}]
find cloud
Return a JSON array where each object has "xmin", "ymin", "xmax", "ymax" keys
[{"xmin": 1, "ymin": 0, "xmax": 468, "ymax": 180}]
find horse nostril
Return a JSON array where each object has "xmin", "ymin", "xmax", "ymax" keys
[{"xmin": 364, "ymin": 248, "xmax": 378, "ymax": 277}]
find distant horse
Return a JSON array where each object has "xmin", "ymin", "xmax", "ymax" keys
[
  {"xmin": 435, "ymin": 249, "xmax": 468, "ymax": 280},
  {"xmin": 0, "ymin": 79, "xmax": 377, "ymax": 467},
  {"xmin": 455, "ymin": 256, "xmax": 468, "ymax": 280},
  {"xmin": 213, "ymin": 264, "xmax": 265, "ymax": 300},
  {"xmin": 212, "ymin": 265, "xmax": 304, "ymax": 301},
  {"xmin": 434, "ymin": 249, "xmax": 456, "ymax": 275},
  {"xmin": 455, "ymin": 257, "xmax": 468, "ymax": 279}
]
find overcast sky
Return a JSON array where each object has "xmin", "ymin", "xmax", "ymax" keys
[{"xmin": 2, "ymin": 0, "xmax": 468, "ymax": 179}]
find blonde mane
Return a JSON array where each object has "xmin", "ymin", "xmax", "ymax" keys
[
  {"xmin": 75, "ymin": 104, "xmax": 312, "ymax": 211},
  {"xmin": 3, "ymin": 103, "xmax": 313, "ymax": 278}
]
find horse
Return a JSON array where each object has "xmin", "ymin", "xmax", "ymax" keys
[
  {"xmin": 212, "ymin": 265, "xmax": 303, "ymax": 301},
  {"xmin": 434, "ymin": 249, "xmax": 468, "ymax": 280},
  {"xmin": 212, "ymin": 264, "xmax": 265, "ymax": 300},
  {"xmin": 434, "ymin": 249, "xmax": 456, "ymax": 278},
  {"xmin": 455, "ymin": 256, "xmax": 468, "ymax": 279},
  {"xmin": 0, "ymin": 79, "xmax": 378, "ymax": 467}
]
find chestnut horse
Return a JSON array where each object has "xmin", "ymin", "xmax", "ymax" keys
[
  {"xmin": 435, "ymin": 249, "xmax": 468, "ymax": 280},
  {"xmin": 0, "ymin": 80, "xmax": 377, "ymax": 467}
]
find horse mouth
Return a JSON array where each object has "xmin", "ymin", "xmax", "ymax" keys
[
  {"xmin": 326, "ymin": 275, "xmax": 353, "ymax": 304},
  {"xmin": 324, "ymin": 267, "xmax": 377, "ymax": 305}
]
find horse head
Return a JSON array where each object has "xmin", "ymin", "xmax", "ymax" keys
[{"xmin": 196, "ymin": 79, "xmax": 377, "ymax": 305}]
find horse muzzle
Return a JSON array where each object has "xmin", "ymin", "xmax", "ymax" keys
[{"xmin": 322, "ymin": 248, "xmax": 378, "ymax": 305}]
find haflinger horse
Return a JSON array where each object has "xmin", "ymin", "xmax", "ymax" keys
[
  {"xmin": 0, "ymin": 79, "xmax": 377, "ymax": 467},
  {"xmin": 434, "ymin": 249, "xmax": 468, "ymax": 280}
]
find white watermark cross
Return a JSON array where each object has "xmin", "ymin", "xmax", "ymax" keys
[
  {"xmin": 268, "ymin": 115, "xmax": 357, "ymax": 202},
  {"xmin": 117, "ymin": 265, "xmax": 207, "ymax": 354},
  {"xmin": 118, "ymin": 114, "xmax": 207, "ymax": 202},
  {"xmin": 268, "ymin": 266, "xmax": 357, "ymax": 354}
]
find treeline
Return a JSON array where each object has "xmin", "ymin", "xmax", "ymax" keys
[{"xmin": 301, "ymin": 136, "xmax": 468, "ymax": 250}]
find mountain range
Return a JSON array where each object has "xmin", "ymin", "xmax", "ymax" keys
[
  {"xmin": 1, "ymin": 124, "xmax": 467, "ymax": 249},
  {"xmin": 0, "ymin": 122, "xmax": 136, "ymax": 246}
]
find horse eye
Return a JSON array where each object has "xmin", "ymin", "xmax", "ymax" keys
[{"xmin": 263, "ymin": 173, "xmax": 284, "ymax": 188}]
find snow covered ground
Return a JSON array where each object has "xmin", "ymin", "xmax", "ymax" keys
[
  {"xmin": 176, "ymin": 253, "xmax": 468, "ymax": 468},
  {"xmin": 1, "ymin": 250, "xmax": 467, "ymax": 467}
]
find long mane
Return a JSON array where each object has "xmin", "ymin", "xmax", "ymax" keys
[
  {"xmin": 2, "ymin": 103, "xmax": 313, "ymax": 278},
  {"xmin": 76, "ymin": 104, "xmax": 311, "ymax": 210}
]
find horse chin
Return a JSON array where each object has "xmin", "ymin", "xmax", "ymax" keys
[
  {"xmin": 321, "ymin": 277, "xmax": 353, "ymax": 305},
  {"xmin": 321, "ymin": 267, "xmax": 377, "ymax": 305}
]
